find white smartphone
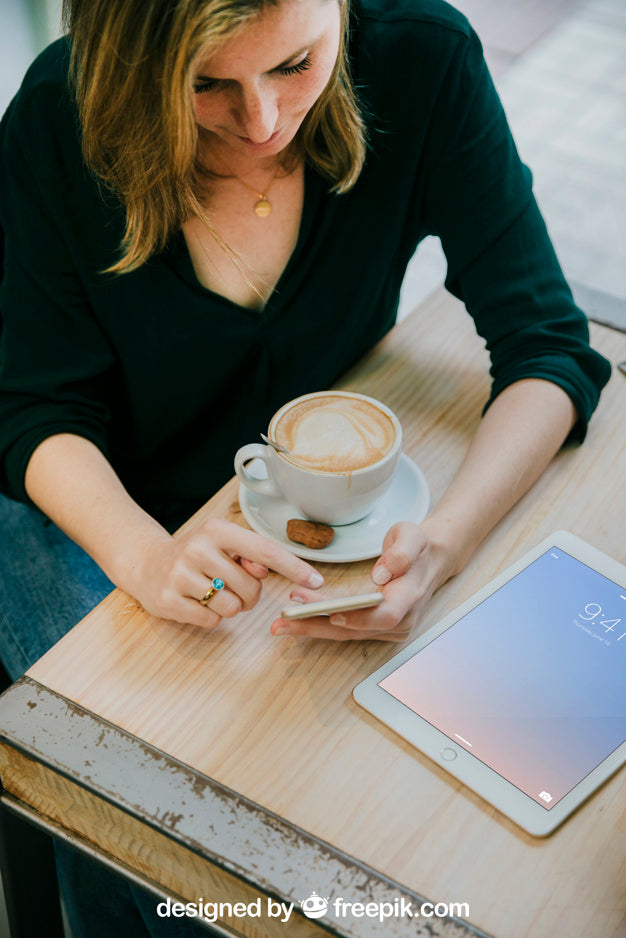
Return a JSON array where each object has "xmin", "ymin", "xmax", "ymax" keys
[{"xmin": 280, "ymin": 592, "xmax": 384, "ymax": 620}]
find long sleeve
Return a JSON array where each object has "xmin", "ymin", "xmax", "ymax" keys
[
  {"xmin": 0, "ymin": 47, "xmax": 116, "ymax": 502},
  {"xmin": 419, "ymin": 25, "xmax": 611, "ymax": 439}
]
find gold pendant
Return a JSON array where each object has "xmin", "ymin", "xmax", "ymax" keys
[{"xmin": 254, "ymin": 197, "xmax": 272, "ymax": 218}]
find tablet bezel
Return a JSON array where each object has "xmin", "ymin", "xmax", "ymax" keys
[{"xmin": 352, "ymin": 531, "xmax": 626, "ymax": 837}]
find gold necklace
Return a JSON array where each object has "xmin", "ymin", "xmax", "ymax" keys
[{"xmin": 232, "ymin": 167, "xmax": 280, "ymax": 217}]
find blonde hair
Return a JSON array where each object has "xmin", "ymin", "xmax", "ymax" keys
[{"xmin": 63, "ymin": 0, "xmax": 367, "ymax": 273}]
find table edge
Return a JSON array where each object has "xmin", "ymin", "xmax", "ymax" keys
[{"xmin": 0, "ymin": 676, "xmax": 493, "ymax": 938}]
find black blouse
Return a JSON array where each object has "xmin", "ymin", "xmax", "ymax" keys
[{"xmin": 0, "ymin": 0, "xmax": 611, "ymax": 522}]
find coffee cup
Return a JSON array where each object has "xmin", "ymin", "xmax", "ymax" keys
[{"xmin": 234, "ymin": 391, "xmax": 402, "ymax": 525}]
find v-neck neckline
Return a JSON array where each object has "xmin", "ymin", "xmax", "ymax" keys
[{"xmin": 167, "ymin": 164, "xmax": 327, "ymax": 316}]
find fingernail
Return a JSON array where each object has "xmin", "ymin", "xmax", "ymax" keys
[
  {"xmin": 308, "ymin": 573, "xmax": 324, "ymax": 588},
  {"xmin": 330, "ymin": 614, "xmax": 346, "ymax": 626},
  {"xmin": 290, "ymin": 594, "xmax": 306, "ymax": 604},
  {"xmin": 372, "ymin": 565, "xmax": 392, "ymax": 586},
  {"xmin": 274, "ymin": 625, "xmax": 291, "ymax": 636}
]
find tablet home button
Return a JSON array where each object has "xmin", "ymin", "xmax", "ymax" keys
[{"xmin": 440, "ymin": 747, "xmax": 457, "ymax": 761}]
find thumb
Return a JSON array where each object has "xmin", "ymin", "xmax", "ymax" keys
[{"xmin": 371, "ymin": 522, "xmax": 427, "ymax": 586}]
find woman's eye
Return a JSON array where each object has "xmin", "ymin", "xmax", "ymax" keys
[
  {"xmin": 192, "ymin": 53, "xmax": 312, "ymax": 93},
  {"xmin": 277, "ymin": 55, "xmax": 312, "ymax": 77},
  {"xmin": 193, "ymin": 79, "xmax": 219, "ymax": 94}
]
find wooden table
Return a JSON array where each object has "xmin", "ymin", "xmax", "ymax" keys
[{"xmin": 1, "ymin": 289, "xmax": 624, "ymax": 938}]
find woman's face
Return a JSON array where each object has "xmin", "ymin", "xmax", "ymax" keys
[{"xmin": 192, "ymin": 0, "xmax": 341, "ymax": 164}]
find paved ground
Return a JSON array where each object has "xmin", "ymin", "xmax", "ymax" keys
[{"xmin": 398, "ymin": 0, "xmax": 626, "ymax": 331}]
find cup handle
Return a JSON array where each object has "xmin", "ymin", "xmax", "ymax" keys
[{"xmin": 234, "ymin": 443, "xmax": 282, "ymax": 498}]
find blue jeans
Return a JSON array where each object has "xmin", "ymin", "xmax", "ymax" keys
[{"xmin": 0, "ymin": 494, "xmax": 211, "ymax": 937}]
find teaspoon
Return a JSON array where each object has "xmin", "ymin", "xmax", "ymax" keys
[{"xmin": 260, "ymin": 432, "xmax": 290, "ymax": 454}]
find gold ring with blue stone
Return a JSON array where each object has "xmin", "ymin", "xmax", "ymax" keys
[{"xmin": 199, "ymin": 577, "xmax": 225, "ymax": 606}]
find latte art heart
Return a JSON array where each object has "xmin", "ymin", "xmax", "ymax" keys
[{"xmin": 273, "ymin": 395, "xmax": 397, "ymax": 473}]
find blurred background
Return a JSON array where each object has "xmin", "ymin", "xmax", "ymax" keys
[
  {"xmin": 398, "ymin": 0, "xmax": 626, "ymax": 330},
  {"xmin": 0, "ymin": 0, "xmax": 624, "ymax": 934},
  {"xmin": 1, "ymin": 0, "xmax": 63, "ymax": 107}
]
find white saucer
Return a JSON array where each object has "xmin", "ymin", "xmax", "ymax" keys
[{"xmin": 238, "ymin": 453, "xmax": 430, "ymax": 563}]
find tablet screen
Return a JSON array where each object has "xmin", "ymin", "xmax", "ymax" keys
[{"xmin": 378, "ymin": 547, "xmax": 626, "ymax": 809}]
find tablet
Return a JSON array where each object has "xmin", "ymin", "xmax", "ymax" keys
[{"xmin": 353, "ymin": 532, "xmax": 626, "ymax": 836}]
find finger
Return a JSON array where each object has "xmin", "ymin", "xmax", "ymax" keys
[
  {"xmin": 230, "ymin": 554, "xmax": 269, "ymax": 579},
  {"xmin": 160, "ymin": 595, "xmax": 224, "ymax": 632},
  {"xmin": 204, "ymin": 553, "xmax": 263, "ymax": 610},
  {"xmin": 342, "ymin": 575, "xmax": 424, "ymax": 633},
  {"xmin": 202, "ymin": 519, "xmax": 324, "ymax": 589},
  {"xmin": 176, "ymin": 564, "xmax": 245, "ymax": 616},
  {"xmin": 371, "ymin": 522, "xmax": 428, "ymax": 586},
  {"xmin": 286, "ymin": 586, "xmax": 335, "ymax": 605},
  {"xmin": 238, "ymin": 558, "xmax": 269, "ymax": 578},
  {"xmin": 273, "ymin": 577, "xmax": 420, "ymax": 636},
  {"xmin": 182, "ymin": 544, "xmax": 264, "ymax": 611},
  {"xmin": 178, "ymin": 564, "xmax": 247, "ymax": 616},
  {"xmin": 284, "ymin": 584, "xmax": 415, "ymax": 633},
  {"xmin": 175, "ymin": 541, "xmax": 264, "ymax": 612},
  {"xmin": 197, "ymin": 585, "xmax": 244, "ymax": 618},
  {"xmin": 271, "ymin": 615, "xmax": 411, "ymax": 642}
]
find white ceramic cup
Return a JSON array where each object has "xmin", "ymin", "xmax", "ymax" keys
[{"xmin": 234, "ymin": 391, "xmax": 402, "ymax": 525}]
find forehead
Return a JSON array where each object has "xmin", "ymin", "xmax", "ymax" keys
[{"xmin": 194, "ymin": 0, "xmax": 336, "ymax": 77}]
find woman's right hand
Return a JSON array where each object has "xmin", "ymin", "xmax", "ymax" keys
[{"xmin": 128, "ymin": 517, "xmax": 325, "ymax": 630}]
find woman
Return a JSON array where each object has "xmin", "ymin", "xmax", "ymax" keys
[{"xmin": 0, "ymin": 0, "xmax": 610, "ymax": 933}]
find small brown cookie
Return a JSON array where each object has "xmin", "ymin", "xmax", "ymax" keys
[{"xmin": 286, "ymin": 519, "xmax": 335, "ymax": 550}]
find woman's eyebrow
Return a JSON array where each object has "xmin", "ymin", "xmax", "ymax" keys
[{"xmin": 194, "ymin": 36, "xmax": 322, "ymax": 82}]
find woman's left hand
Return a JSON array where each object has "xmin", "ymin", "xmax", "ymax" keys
[{"xmin": 270, "ymin": 521, "xmax": 454, "ymax": 641}]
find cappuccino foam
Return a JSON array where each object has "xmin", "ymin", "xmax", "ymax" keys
[{"xmin": 273, "ymin": 395, "xmax": 396, "ymax": 473}]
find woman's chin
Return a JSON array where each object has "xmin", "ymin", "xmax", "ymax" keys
[{"xmin": 199, "ymin": 125, "xmax": 300, "ymax": 166}]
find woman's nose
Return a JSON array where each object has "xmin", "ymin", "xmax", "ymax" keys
[{"xmin": 234, "ymin": 83, "xmax": 278, "ymax": 142}]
